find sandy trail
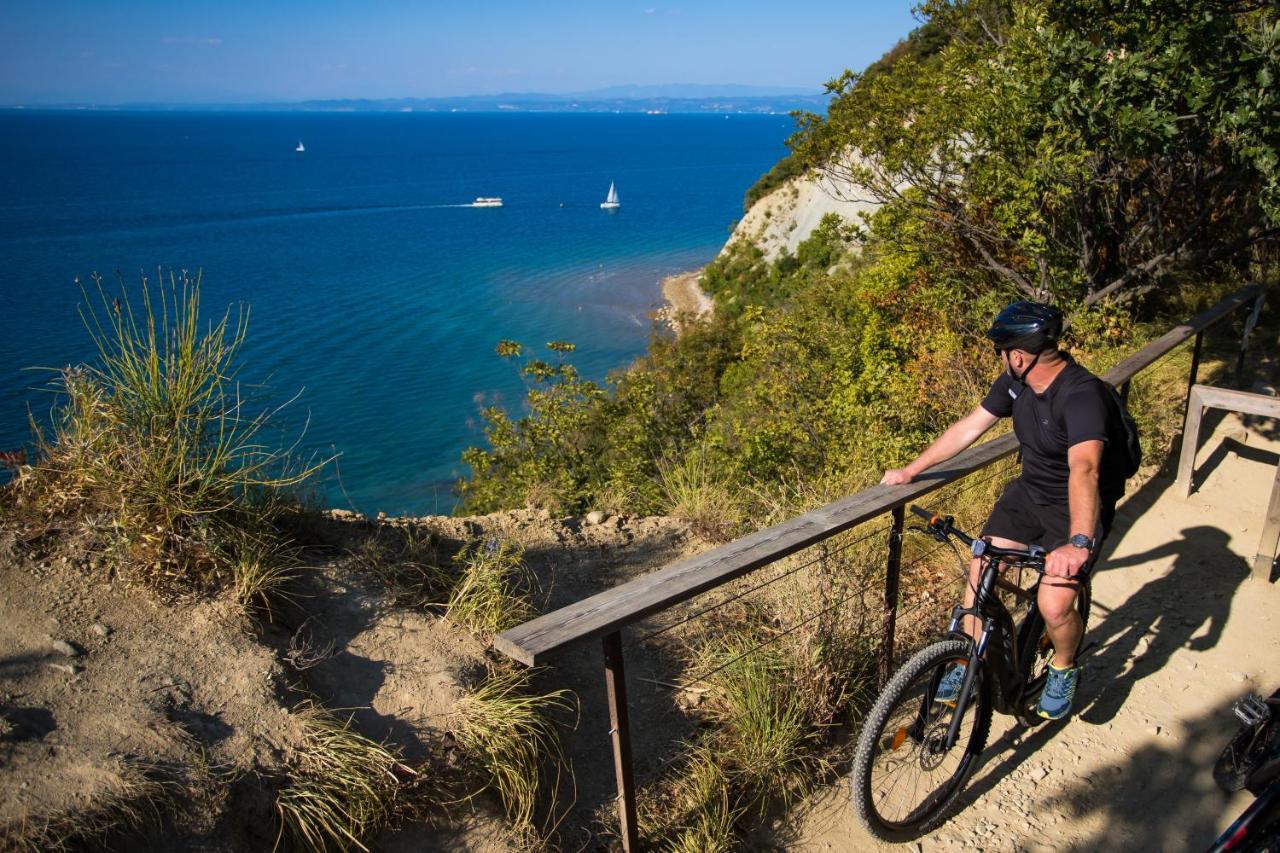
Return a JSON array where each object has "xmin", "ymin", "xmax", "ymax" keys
[{"xmin": 789, "ymin": 409, "xmax": 1280, "ymax": 852}]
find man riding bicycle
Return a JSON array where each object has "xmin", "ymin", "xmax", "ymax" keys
[{"xmin": 880, "ymin": 301, "xmax": 1128, "ymax": 720}]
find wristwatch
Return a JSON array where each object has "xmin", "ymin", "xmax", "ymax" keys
[{"xmin": 1068, "ymin": 533, "xmax": 1095, "ymax": 551}]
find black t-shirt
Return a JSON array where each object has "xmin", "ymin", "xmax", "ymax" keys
[{"xmin": 981, "ymin": 355, "xmax": 1126, "ymax": 505}]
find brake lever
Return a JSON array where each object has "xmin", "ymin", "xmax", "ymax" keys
[{"xmin": 908, "ymin": 523, "xmax": 948, "ymax": 543}]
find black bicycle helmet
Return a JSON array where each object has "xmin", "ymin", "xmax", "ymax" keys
[{"xmin": 986, "ymin": 301, "xmax": 1063, "ymax": 352}]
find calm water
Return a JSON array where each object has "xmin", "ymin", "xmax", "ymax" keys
[{"xmin": 0, "ymin": 111, "xmax": 790, "ymax": 514}]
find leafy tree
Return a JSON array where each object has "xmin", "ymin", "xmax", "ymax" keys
[{"xmin": 796, "ymin": 0, "xmax": 1280, "ymax": 307}]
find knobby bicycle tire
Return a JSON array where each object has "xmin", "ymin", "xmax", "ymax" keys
[
  {"xmin": 851, "ymin": 639, "xmax": 993, "ymax": 841},
  {"xmin": 1016, "ymin": 579, "xmax": 1091, "ymax": 723}
]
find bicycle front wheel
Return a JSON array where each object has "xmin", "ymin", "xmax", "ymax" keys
[{"xmin": 851, "ymin": 639, "xmax": 992, "ymax": 841}]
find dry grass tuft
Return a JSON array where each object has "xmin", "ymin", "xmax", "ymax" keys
[
  {"xmin": 657, "ymin": 450, "xmax": 742, "ymax": 542},
  {"xmin": 449, "ymin": 663, "xmax": 575, "ymax": 843},
  {"xmin": 349, "ymin": 525, "xmax": 452, "ymax": 608},
  {"xmin": 274, "ymin": 702, "xmax": 414, "ymax": 853},
  {"xmin": 0, "ymin": 754, "xmax": 207, "ymax": 852},
  {"xmin": 445, "ymin": 538, "xmax": 536, "ymax": 636},
  {"xmin": 5, "ymin": 270, "xmax": 325, "ymax": 607}
]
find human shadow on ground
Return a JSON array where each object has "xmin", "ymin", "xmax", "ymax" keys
[{"xmin": 1078, "ymin": 525, "xmax": 1253, "ymax": 725}]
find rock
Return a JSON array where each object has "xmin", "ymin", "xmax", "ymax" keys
[
  {"xmin": 585, "ymin": 510, "xmax": 604, "ymax": 526},
  {"xmin": 47, "ymin": 662, "xmax": 83, "ymax": 676},
  {"xmin": 1035, "ymin": 766, "xmax": 1051, "ymax": 781},
  {"xmin": 1149, "ymin": 725, "xmax": 1162, "ymax": 737},
  {"xmin": 376, "ymin": 511, "xmax": 388, "ymax": 521},
  {"xmin": 90, "ymin": 622, "xmax": 111, "ymax": 638},
  {"xmin": 51, "ymin": 639, "xmax": 82, "ymax": 657}
]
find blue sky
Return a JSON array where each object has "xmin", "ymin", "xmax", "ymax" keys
[{"xmin": 0, "ymin": 1, "xmax": 919, "ymax": 104}]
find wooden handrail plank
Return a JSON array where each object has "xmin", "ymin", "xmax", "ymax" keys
[
  {"xmin": 494, "ymin": 283, "xmax": 1268, "ymax": 666},
  {"xmin": 494, "ymin": 435, "xmax": 1017, "ymax": 665},
  {"xmin": 1189, "ymin": 385, "xmax": 1280, "ymax": 419},
  {"xmin": 1102, "ymin": 284, "xmax": 1262, "ymax": 386}
]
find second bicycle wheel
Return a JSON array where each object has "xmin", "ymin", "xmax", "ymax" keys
[{"xmin": 851, "ymin": 639, "xmax": 992, "ymax": 841}]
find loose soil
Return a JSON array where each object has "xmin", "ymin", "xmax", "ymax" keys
[{"xmin": 0, "ymin": 506, "xmax": 696, "ymax": 850}]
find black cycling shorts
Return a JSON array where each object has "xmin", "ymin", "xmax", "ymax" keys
[{"xmin": 980, "ymin": 478, "xmax": 1116, "ymax": 574}]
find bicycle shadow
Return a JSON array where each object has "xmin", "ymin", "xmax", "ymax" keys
[{"xmin": 1037, "ymin": 695, "xmax": 1248, "ymax": 851}]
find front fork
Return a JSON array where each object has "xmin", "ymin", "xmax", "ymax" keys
[{"xmin": 939, "ymin": 606, "xmax": 991, "ymax": 750}]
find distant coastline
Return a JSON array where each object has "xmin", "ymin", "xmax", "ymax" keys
[{"xmin": 4, "ymin": 86, "xmax": 827, "ymax": 116}]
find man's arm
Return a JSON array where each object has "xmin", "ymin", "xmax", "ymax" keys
[
  {"xmin": 880, "ymin": 405, "xmax": 1000, "ymax": 485},
  {"xmin": 1045, "ymin": 439, "xmax": 1103, "ymax": 578}
]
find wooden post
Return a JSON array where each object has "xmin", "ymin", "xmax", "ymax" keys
[
  {"xmin": 1255, "ymin": 464, "xmax": 1280, "ymax": 583},
  {"xmin": 1176, "ymin": 385, "xmax": 1206, "ymax": 497},
  {"xmin": 602, "ymin": 631, "xmax": 639, "ymax": 851},
  {"xmin": 1184, "ymin": 330, "xmax": 1204, "ymax": 417},
  {"xmin": 881, "ymin": 506, "xmax": 904, "ymax": 685}
]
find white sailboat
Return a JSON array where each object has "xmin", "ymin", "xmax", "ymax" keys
[
  {"xmin": 600, "ymin": 181, "xmax": 620, "ymax": 210},
  {"xmin": 295, "ymin": 140, "xmax": 305, "ymax": 152}
]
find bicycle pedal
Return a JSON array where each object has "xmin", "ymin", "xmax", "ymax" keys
[{"xmin": 1233, "ymin": 694, "xmax": 1271, "ymax": 727}]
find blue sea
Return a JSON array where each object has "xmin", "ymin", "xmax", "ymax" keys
[{"xmin": 0, "ymin": 111, "xmax": 791, "ymax": 515}]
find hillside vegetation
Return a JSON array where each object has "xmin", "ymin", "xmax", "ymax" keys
[{"xmin": 460, "ymin": 0, "xmax": 1280, "ymax": 528}]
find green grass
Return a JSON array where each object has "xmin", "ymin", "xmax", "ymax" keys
[
  {"xmin": 657, "ymin": 449, "xmax": 743, "ymax": 542},
  {"xmin": 445, "ymin": 538, "xmax": 536, "ymax": 636},
  {"xmin": 661, "ymin": 748, "xmax": 742, "ymax": 853}
]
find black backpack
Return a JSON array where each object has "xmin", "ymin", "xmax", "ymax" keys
[{"xmin": 1101, "ymin": 381, "xmax": 1143, "ymax": 479}]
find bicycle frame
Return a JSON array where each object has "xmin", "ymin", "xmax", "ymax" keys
[{"xmin": 936, "ymin": 543, "xmax": 1048, "ymax": 744}]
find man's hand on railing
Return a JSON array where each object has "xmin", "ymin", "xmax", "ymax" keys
[{"xmin": 881, "ymin": 467, "xmax": 915, "ymax": 486}]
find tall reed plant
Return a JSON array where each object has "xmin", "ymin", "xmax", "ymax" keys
[{"xmin": 10, "ymin": 270, "xmax": 324, "ymax": 599}]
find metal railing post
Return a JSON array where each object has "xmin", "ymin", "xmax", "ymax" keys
[
  {"xmin": 881, "ymin": 506, "xmax": 904, "ymax": 685},
  {"xmin": 1236, "ymin": 294, "xmax": 1265, "ymax": 386},
  {"xmin": 602, "ymin": 631, "xmax": 639, "ymax": 851}
]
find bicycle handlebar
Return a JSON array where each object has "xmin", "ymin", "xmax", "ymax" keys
[{"xmin": 909, "ymin": 504, "xmax": 1048, "ymax": 569}]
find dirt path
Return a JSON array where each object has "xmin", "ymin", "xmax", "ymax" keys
[{"xmin": 790, "ymin": 409, "xmax": 1280, "ymax": 852}]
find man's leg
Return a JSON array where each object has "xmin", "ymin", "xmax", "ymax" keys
[
  {"xmin": 961, "ymin": 536, "xmax": 1026, "ymax": 639},
  {"xmin": 936, "ymin": 535, "xmax": 1028, "ymax": 706},
  {"xmin": 1038, "ymin": 578, "xmax": 1082, "ymax": 667}
]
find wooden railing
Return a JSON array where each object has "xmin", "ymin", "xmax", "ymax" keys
[{"xmin": 493, "ymin": 283, "xmax": 1267, "ymax": 850}]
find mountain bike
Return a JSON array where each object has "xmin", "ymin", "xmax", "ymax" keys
[
  {"xmin": 1207, "ymin": 688, "xmax": 1280, "ymax": 852},
  {"xmin": 850, "ymin": 505, "xmax": 1090, "ymax": 841}
]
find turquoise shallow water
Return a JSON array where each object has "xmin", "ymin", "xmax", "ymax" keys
[{"xmin": 0, "ymin": 111, "xmax": 791, "ymax": 514}]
